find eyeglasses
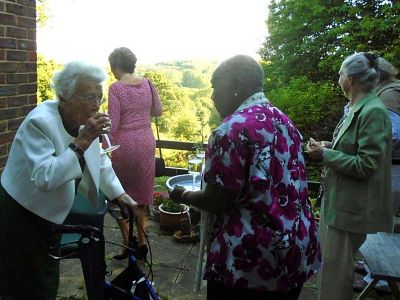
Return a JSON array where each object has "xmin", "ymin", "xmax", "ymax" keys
[{"xmin": 75, "ymin": 94, "xmax": 105, "ymax": 104}]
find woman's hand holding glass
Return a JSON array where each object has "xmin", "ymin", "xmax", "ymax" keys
[
  {"xmin": 99, "ymin": 109, "xmax": 120, "ymax": 153},
  {"xmin": 73, "ymin": 112, "xmax": 113, "ymax": 152},
  {"xmin": 188, "ymin": 154, "xmax": 203, "ymax": 191}
]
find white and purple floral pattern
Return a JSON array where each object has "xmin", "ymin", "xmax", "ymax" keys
[{"xmin": 203, "ymin": 92, "xmax": 322, "ymax": 292}]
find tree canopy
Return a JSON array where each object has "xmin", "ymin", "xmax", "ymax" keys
[
  {"xmin": 36, "ymin": 54, "xmax": 62, "ymax": 104},
  {"xmin": 36, "ymin": 54, "xmax": 217, "ymax": 167},
  {"xmin": 260, "ymin": 0, "xmax": 400, "ymax": 140},
  {"xmin": 36, "ymin": 0, "xmax": 50, "ymax": 28},
  {"xmin": 36, "ymin": 0, "xmax": 400, "ymax": 169}
]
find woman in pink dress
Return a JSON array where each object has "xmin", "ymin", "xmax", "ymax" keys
[{"xmin": 107, "ymin": 47, "xmax": 162, "ymax": 260}]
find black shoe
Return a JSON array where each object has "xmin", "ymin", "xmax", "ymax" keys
[
  {"xmin": 137, "ymin": 245, "xmax": 148, "ymax": 261},
  {"xmin": 113, "ymin": 249, "xmax": 129, "ymax": 260},
  {"xmin": 354, "ymin": 260, "xmax": 367, "ymax": 275},
  {"xmin": 353, "ymin": 279, "xmax": 368, "ymax": 292}
]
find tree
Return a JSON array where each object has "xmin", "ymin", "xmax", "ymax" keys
[
  {"xmin": 261, "ymin": 0, "xmax": 400, "ymax": 85},
  {"xmin": 259, "ymin": 0, "xmax": 400, "ymax": 139},
  {"xmin": 35, "ymin": 54, "xmax": 218, "ymax": 167},
  {"xmin": 170, "ymin": 102, "xmax": 200, "ymax": 141},
  {"xmin": 36, "ymin": 54, "xmax": 62, "ymax": 103},
  {"xmin": 182, "ymin": 70, "xmax": 207, "ymax": 88},
  {"xmin": 268, "ymin": 76, "xmax": 341, "ymax": 140},
  {"xmin": 189, "ymin": 89, "xmax": 217, "ymax": 141},
  {"xmin": 144, "ymin": 69, "xmax": 185, "ymax": 135},
  {"xmin": 37, "ymin": 0, "xmax": 50, "ymax": 28},
  {"xmin": 144, "ymin": 66, "xmax": 217, "ymax": 143}
]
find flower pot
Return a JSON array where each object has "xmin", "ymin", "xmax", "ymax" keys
[{"xmin": 159, "ymin": 204, "xmax": 190, "ymax": 231}]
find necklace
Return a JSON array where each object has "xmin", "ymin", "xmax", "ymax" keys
[
  {"xmin": 120, "ymin": 73, "xmax": 134, "ymax": 80},
  {"xmin": 120, "ymin": 73, "xmax": 143, "ymax": 85}
]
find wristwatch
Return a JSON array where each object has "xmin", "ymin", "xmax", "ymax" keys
[{"xmin": 68, "ymin": 142, "xmax": 84, "ymax": 157}]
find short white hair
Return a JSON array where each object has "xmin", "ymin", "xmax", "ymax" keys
[{"xmin": 52, "ymin": 61, "xmax": 107, "ymax": 100}]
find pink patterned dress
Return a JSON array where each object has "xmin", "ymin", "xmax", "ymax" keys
[
  {"xmin": 107, "ymin": 79, "xmax": 162, "ymax": 205},
  {"xmin": 203, "ymin": 92, "xmax": 322, "ymax": 291}
]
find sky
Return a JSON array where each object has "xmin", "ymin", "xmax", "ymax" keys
[{"xmin": 37, "ymin": 0, "xmax": 270, "ymax": 66}]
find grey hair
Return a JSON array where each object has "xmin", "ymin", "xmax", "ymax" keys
[
  {"xmin": 213, "ymin": 54, "xmax": 264, "ymax": 91},
  {"xmin": 340, "ymin": 52, "xmax": 378, "ymax": 92},
  {"xmin": 52, "ymin": 61, "xmax": 107, "ymax": 100},
  {"xmin": 376, "ymin": 57, "xmax": 398, "ymax": 82},
  {"xmin": 108, "ymin": 47, "xmax": 137, "ymax": 73}
]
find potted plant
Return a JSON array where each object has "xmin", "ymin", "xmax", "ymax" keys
[
  {"xmin": 150, "ymin": 191, "xmax": 169, "ymax": 222},
  {"xmin": 159, "ymin": 198, "xmax": 190, "ymax": 231}
]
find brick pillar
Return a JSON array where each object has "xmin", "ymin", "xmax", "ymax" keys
[{"xmin": 0, "ymin": 0, "xmax": 37, "ymax": 173}]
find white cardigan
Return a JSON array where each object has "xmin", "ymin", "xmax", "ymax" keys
[{"xmin": 1, "ymin": 100, "xmax": 124, "ymax": 224}]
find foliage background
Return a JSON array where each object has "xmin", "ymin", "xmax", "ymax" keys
[
  {"xmin": 37, "ymin": 56, "xmax": 218, "ymax": 168},
  {"xmin": 259, "ymin": 0, "xmax": 400, "ymax": 179},
  {"xmin": 260, "ymin": 0, "xmax": 400, "ymax": 142},
  {"xmin": 36, "ymin": 0, "xmax": 400, "ymax": 175}
]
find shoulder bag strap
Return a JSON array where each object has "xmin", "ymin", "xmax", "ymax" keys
[{"xmin": 147, "ymin": 78, "xmax": 163, "ymax": 159}]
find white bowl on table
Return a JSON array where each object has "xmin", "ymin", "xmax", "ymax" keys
[{"xmin": 166, "ymin": 174, "xmax": 202, "ymax": 192}]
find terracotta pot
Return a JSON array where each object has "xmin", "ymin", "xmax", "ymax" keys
[{"xmin": 159, "ymin": 204, "xmax": 190, "ymax": 231}]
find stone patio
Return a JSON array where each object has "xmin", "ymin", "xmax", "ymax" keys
[{"xmin": 57, "ymin": 213, "xmax": 398, "ymax": 300}]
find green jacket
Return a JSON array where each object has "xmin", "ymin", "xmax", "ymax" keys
[{"xmin": 323, "ymin": 91, "xmax": 393, "ymax": 233}]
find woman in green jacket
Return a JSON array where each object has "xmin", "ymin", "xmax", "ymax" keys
[{"xmin": 306, "ymin": 52, "xmax": 393, "ymax": 300}]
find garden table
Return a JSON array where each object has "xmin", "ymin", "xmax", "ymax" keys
[{"xmin": 357, "ymin": 232, "xmax": 400, "ymax": 300}]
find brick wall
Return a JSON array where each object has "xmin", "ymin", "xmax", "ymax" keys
[{"xmin": 0, "ymin": 0, "xmax": 37, "ymax": 173}]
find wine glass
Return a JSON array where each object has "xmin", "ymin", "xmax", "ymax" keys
[
  {"xmin": 102, "ymin": 134, "xmax": 120, "ymax": 154},
  {"xmin": 188, "ymin": 154, "xmax": 203, "ymax": 191},
  {"xmin": 99, "ymin": 108, "xmax": 120, "ymax": 154},
  {"xmin": 196, "ymin": 148, "xmax": 206, "ymax": 173}
]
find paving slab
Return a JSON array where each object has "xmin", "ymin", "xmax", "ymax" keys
[{"xmin": 57, "ymin": 214, "xmax": 397, "ymax": 300}]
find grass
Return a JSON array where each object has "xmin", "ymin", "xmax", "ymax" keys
[{"xmin": 154, "ymin": 176, "xmax": 169, "ymax": 192}]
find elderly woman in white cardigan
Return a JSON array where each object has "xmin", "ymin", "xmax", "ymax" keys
[{"xmin": 0, "ymin": 61, "xmax": 137, "ymax": 299}]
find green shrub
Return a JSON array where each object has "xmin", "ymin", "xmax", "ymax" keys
[
  {"xmin": 160, "ymin": 199, "xmax": 184, "ymax": 213},
  {"xmin": 268, "ymin": 76, "xmax": 342, "ymax": 140}
]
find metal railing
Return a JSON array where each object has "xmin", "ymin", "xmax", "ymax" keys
[
  {"xmin": 156, "ymin": 140, "xmax": 321, "ymax": 193},
  {"xmin": 156, "ymin": 140, "xmax": 206, "ymax": 176}
]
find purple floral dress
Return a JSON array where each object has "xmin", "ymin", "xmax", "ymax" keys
[{"xmin": 203, "ymin": 92, "xmax": 322, "ymax": 291}]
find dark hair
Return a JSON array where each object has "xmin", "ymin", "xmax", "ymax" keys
[
  {"xmin": 213, "ymin": 55, "xmax": 264, "ymax": 92},
  {"xmin": 108, "ymin": 47, "xmax": 137, "ymax": 73},
  {"xmin": 363, "ymin": 52, "xmax": 379, "ymax": 69}
]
